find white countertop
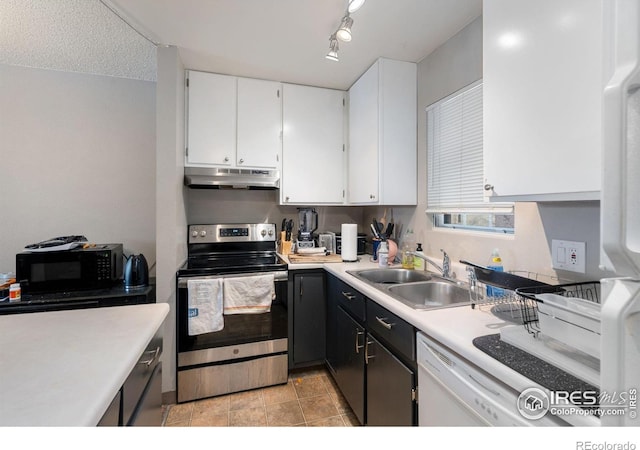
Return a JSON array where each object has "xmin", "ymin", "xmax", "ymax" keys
[
  {"xmin": 0, "ymin": 303, "xmax": 169, "ymax": 426},
  {"xmin": 290, "ymin": 256, "xmax": 598, "ymax": 426}
]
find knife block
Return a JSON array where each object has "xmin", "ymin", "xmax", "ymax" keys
[{"xmin": 278, "ymin": 232, "xmax": 293, "ymax": 255}]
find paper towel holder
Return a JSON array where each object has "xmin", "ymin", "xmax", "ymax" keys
[{"xmin": 340, "ymin": 223, "xmax": 359, "ymax": 262}]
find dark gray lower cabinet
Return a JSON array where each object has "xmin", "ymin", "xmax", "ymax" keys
[
  {"xmin": 98, "ymin": 390, "xmax": 121, "ymax": 426},
  {"xmin": 325, "ymin": 273, "xmax": 416, "ymax": 426},
  {"xmin": 290, "ymin": 270, "xmax": 326, "ymax": 368},
  {"xmin": 98, "ymin": 329, "xmax": 163, "ymax": 426},
  {"xmin": 334, "ymin": 306, "xmax": 365, "ymax": 424},
  {"xmin": 365, "ymin": 334, "xmax": 415, "ymax": 426}
]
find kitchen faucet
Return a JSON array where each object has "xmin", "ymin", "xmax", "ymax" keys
[{"xmin": 411, "ymin": 249, "xmax": 451, "ymax": 278}]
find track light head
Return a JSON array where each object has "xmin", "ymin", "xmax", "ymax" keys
[
  {"xmin": 336, "ymin": 15, "xmax": 353, "ymax": 42},
  {"xmin": 348, "ymin": 0, "xmax": 366, "ymax": 13},
  {"xmin": 326, "ymin": 34, "xmax": 339, "ymax": 61}
]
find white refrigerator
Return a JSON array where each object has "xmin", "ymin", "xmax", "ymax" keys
[{"xmin": 600, "ymin": 0, "xmax": 640, "ymax": 427}]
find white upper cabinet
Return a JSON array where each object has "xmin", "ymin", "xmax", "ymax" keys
[
  {"xmin": 348, "ymin": 58, "xmax": 417, "ymax": 205},
  {"xmin": 185, "ymin": 70, "xmax": 282, "ymax": 169},
  {"xmin": 483, "ymin": 0, "xmax": 603, "ymax": 201},
  {"xmin": 186, "ymin": 70, "xmax": 236, "ymax": 166},
  {"xmin": 237, "ymin": 78, "xmax": 282, "ymax": 168},
  {"xmin": 281, "ymin": 83, "xmax": 346, "ymax": 204}
]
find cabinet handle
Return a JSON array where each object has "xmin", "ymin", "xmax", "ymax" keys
[
  {"xmin": 365, "ymin": 338, "xmax": 375, "ymax": 365},
  {"xmin": 139, "ymin": 346, "xmax": 160, "ymax": 367},
  {"xmin": 355, "ymin": 330, "xmax": 364, "ymax": 354},
  {"xmin": 369, "ymin": 194, "xmax": 375, "ymax": 199},
  {"xmin": 375, "ymin": 316, "xmax": 394, "ymax": 330},
  {"xmin": 299, "ymin": 276, "xmax": 304, "ymax": 298},
  {"xmin": 239, "ymin": 158, "xmax": 244, "ymax": 164},
  {"xmin": 341, "ymin": 291, "xmax": 356, "ymax": 300},
  {"xmin": 484, "ymin": 183, "xmax": 494, "ymax": 191},
  {"xmin": 224, "ymin": 157, "xmax": 229, "ymax": 163}
]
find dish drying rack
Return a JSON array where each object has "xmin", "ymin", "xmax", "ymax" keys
[{"xmin": 464, "ymin": 263, "xmax": 600, "ymax": 337}]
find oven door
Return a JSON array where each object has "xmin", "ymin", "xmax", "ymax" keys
[
  {"xmin": 176, "ymin": 271, "xmax": 288, "ymax": 355},
  {"xmin": 176, "ymin": 270, "xmax": 288, "ymax": 402}
]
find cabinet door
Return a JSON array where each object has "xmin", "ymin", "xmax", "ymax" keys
[
  {"xmin": 378, "ymin": 58, "xmax": 417, "ymax": 205},
  {"xmin": 291, "ymin": 272, "xmax": 326, "ymax": 367},
  {"xmin": 348, "ymin": 61, "xmax": 379, "ymax": 204},
  {"xmin": 334, "ymin": 307, "xmax": 366, "ymax": 425},
  {"xmin": 237, "ymin": 78, "xmax": 282, "ymax": 168},
  {"xmin": 365, "ymin": 334, "xmax": 415, "ymax": 426},
  {"xmin": 186, "ymin": 70, "xmax": 236, "ymax": 166},
  {"xmin": 281, "ymin": 84, "xmax": 346, "ymax": 204},
  {"xmin": 483, "ymin": 0, "xmax": 602, "ymax": 201}
]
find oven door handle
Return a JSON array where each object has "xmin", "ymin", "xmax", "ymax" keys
[{"xmin": 178, "ymin": 271, "xmax": 288, "ymax": 287}]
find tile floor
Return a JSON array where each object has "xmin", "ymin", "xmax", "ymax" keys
[{"xmin": 163, "ymin": 366, "xmax": 360, "ymax": 427}]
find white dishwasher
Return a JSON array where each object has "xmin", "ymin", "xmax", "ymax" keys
[{"xmin": 416, "ymin": 332, "xmax": 566, "ymax": 426}]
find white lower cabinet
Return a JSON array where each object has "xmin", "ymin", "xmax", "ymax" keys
[{"xmin": 281, "ymin": 83, "xmax": 346, "ymax": 205}]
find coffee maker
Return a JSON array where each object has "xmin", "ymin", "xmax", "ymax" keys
[{"xmin": 296, "ymin": 208, "xmax": 318, "ymax": 249}]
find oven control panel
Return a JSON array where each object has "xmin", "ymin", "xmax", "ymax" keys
[{"xmin": 189, "ymin": 223, "xmax": 276, "ymax": 243}]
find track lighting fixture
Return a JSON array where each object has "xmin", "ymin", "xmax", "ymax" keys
[
  {"xmin": 326, "ymin": 34, "xmax": 339, "ymax": 61},
  {"xmin": 325, "ymin": 0, "xmax": 366, "ymax": 61},
  {"xmin": 348, "ymin": 0, "xmax": 366, "ymax": 13},
  {"xmin": 336, "ymin": 14, "xmax": 353, "ymax": 42}
]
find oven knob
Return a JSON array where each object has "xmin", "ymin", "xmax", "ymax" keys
[
  {"xmin": 200, "ymin": 230, "xmax": 207, "ymax": 237},
  {"xmin": 261, "ymin": 229, "xmax": 267, "ymax": 237},
  {"xmin": 192, "ymin": 231, "xmax": 198, "ymax": 237},
  {"xmin": 268, "ymin": 229, "xmax": 274, "ymax": 236}
]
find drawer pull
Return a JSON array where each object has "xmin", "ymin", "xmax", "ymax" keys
[
  {"xmin": 341, "ymin": 291, "xmax": 356, "ymax": 300},
  {"xmin": 375, "ymin": 316, "xmax": 394, "ymax": 330},
  {"xmin": 139, "ymin": 346, "xmax": 160, "ymax": 367}
]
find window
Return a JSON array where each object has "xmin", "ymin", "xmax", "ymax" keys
[{"xmin": 426, "ymin": 80, "xmax": 514, "ymax": 234}]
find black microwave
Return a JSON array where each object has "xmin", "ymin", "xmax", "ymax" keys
[{"xmin": 16, "ymin": 244, "xmax": 124, "ymax": 294}]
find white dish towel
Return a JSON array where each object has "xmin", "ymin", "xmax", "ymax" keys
[
  {"xmin": 187, "ymin": 278, "xmax": 224, "ymax": 335},
  {"xmin": 223, "ymin": 274, "xmax": 275, "ymax": 314}
]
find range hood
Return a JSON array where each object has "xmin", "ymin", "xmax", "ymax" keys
[{"xmin": 184, "ymin": 167, "xmax": 280, "ymax": 189}]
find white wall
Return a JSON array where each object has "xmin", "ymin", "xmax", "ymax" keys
[
  {"xmin": 0, "ymin": 64, "xmax": 156, "ymax": 273},
  {"xmin": 156, "ymin": 46, "xmax": 188, "ymax": 396}
]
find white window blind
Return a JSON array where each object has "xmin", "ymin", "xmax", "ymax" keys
[{"xmin": 427, "ymin": 80, "xmax": 512, "ymax": 214}]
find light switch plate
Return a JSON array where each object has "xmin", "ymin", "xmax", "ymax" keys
[{"xmin": 551, "ymin": 239, "xmax": 586, "ymax": 273}]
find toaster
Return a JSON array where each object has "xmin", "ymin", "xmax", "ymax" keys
[{"xmin": 317, "ymin": 232, "xmax": 336, "ymax": 254}]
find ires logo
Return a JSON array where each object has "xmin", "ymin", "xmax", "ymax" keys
[{"xmin": 517, "ymin": 387, "xmax": 637, "ymax": 420}]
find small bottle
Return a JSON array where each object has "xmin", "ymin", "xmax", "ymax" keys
[
  {"xmin": 401, "ymin": 242, "xmax": 414, "ymax": 269},
  {"xmin": 486, "ymin": 248, "xmax": 504, "ymax": 297},
  {"xmin": 413, "ymin": 243, "xmax": 424, "ymax": 270},
  {"xmin": 378, "ymin": 241, "xmax": 389, "ymax": 267},
  {"xmin": 9, "ymin": 283, "xmax": 21, "ymax": 302}
]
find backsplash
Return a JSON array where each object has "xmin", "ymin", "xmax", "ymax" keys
[{"xmin": 186, "ymin": 189, "xmax": 366, "ymax": 235}]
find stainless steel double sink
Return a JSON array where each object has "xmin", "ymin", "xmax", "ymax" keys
[{"xmin": 346, "ymin": 268, "xmax": 470, "ymax": 310}]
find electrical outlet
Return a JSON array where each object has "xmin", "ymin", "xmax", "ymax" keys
[{"xmin": 551, "ymin": 239, "xmax": 586, "ymax": 273}]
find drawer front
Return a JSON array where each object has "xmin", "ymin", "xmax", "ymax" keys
[
  {"xmin": 122, "ymin": 329, "xmax": 163, "ymax": 425},
  {"xmin": 333, "ymin": 277, "xmax": 365, "ymax": 322},
  {"xmin": 366, "ymin": 300, "xmax": 415, "ymax": 362}
]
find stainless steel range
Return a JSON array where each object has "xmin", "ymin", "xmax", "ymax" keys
[{"xmin": 175, "ymin": 223, "xmax": 288, "ymax": 403}]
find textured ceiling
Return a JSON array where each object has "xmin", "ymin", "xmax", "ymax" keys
[
  {"xmin": 106, "ymin": 0, "xmax": 482, "ymax": 90},
  {"xmin": 0, "ymin": 0, "xmax": 482, "ymax": 90},
  {"xmin": 0, "ymin": 0, "xmax": 157, "ymax": 81}
]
